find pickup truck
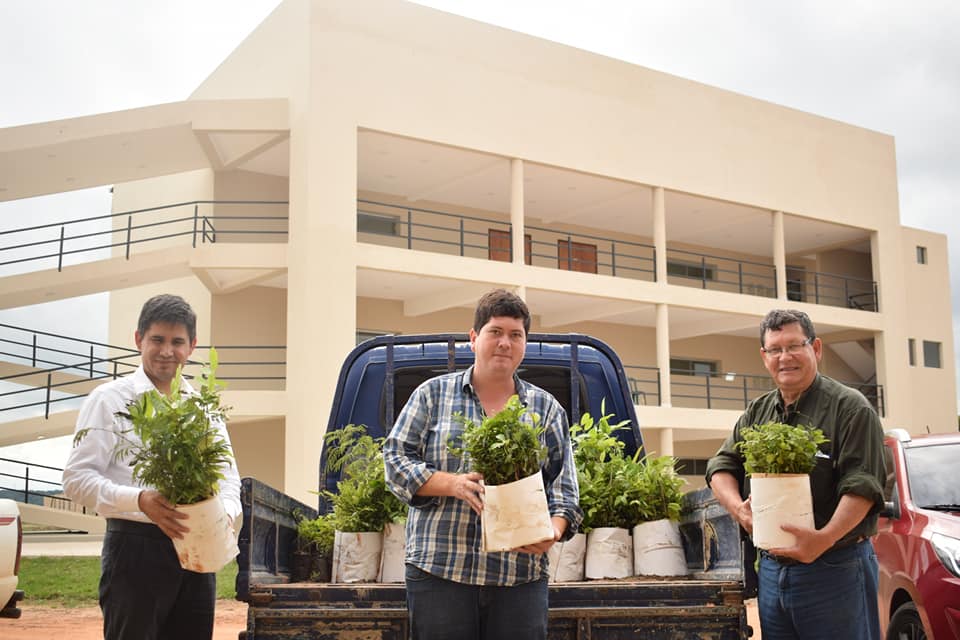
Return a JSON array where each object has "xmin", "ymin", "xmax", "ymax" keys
[{"xmin": 236, "ymin": 333, "xmax": 752, "ymax": 639}]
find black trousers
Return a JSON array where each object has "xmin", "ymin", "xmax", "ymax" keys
[{"xmin": 100, "ymin": 519, "xmax": 216, "ymax": 640}]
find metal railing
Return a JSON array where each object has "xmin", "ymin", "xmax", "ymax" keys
[
  {"xmin": 625, "ymin": 367, "xmax": 884, "ymax": 417},
  {"xmin": 788, "ymin": 272, "xmax": 879, "ymax": 311},
  {"xmin": 0, "ymin": 457, "xmax": 83, "ymax": 513},
  {"xmin": 0, "ymin": 324, "xmax": 286, "ymax": 420},
  {"xmin": 357, "ymin": 199, "xmax": 656, "ymax": 281},
  {"xmin": 0, "ymin": 200, "xmax": 288, "ymax": 275},
  {"xmin": 666, "ymin": 247, "xmax": 778, "ymax": 298}
]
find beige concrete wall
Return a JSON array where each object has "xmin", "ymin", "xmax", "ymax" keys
[
  {"xmin": 901, "ymin": 227, "xmax": 956, "ymax": 433},
  {"xmin": 213, "ymin": 169, "xmax": 289, "ymax": 242},
  {"xmin": 229, "ymin": 417, "xmax": 286, "ymax": 490},
  {"xmin": 210, "ymin": 285, "xmax": 287, "ymax": 391}
]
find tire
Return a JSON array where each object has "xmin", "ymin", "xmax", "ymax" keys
[{"xmin": 887, "ymin": 602, "xmax": 927, "ymax": 640}]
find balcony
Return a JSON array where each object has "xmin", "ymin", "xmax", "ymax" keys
[{"xmin": 624, "ymin": 365, "xmax": 884, "ymax": 417}]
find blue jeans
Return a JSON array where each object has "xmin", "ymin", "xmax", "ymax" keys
[
  {"xmin": 404, "ymin": 564, "xmax": 549, "ymax": 640},
  {"xmin": 758, "ymin": 539, "xmax": 880, "ymax": 640}
]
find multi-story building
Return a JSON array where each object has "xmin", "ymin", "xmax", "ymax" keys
[{"xmin": 1, "ymin": 0, "xmax": 955, "ymax": 505}]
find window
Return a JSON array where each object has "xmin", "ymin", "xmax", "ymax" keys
[
  {"xmin": 670, "ymin": 358, "xmax": 718, "ymax": 377},
  {"xmin": 675, "ymin": 458, "xmax": 709, "ymax": 476},
  {"xmin": 558, "ymin": 239, "xmax": 598, "ymax": 273},
  {"xmin": 908, "ymin": 338, "xmax": 916, "ymax": 366},
  {"xmin": 358, "ymin": 211, "xmax": 400, "ymax": 236},
  {"xmin": 916, "ymin": 246, "xmax": 928, "ymax": 265},
  {"xmin": 667, "ymin": 260, "xmax": 716, "ymax": 281},
  {"xmin": 488, "ymin": 228, "xmax": 532, "ymax": 264},
  {"xmin": 923, "ymin": 340, "xmax": 942, "ymax": 368}
]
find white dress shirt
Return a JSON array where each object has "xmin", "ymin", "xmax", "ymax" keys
[{"xmin": 62, "ymin": 365, "xmax": 242, "ymax": 523}]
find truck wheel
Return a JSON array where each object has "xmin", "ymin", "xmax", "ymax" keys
[{"xmin": 887, "ymin": 602, "xmax": 926, "ymax": 640}]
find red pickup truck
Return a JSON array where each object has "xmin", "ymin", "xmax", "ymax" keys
[{"xmin": 875, "ymin": 429, "xmax": 960, "ymax": 640}]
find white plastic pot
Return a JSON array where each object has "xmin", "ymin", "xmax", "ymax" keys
[
  {"xmin": 332, "ymin": 531, "xmax": 383, "ymax": 583},
  {"xmin": 481, "ymin": 471, "xmax": 554, "ymax": 553},
  {"xmin": 547, "ymin": 532, "xmax": 586, "ymax": 582},
  {"xmin": 377, "ymin": 522, "xmax": 406, "ymax": 583},
  {"xmin": 171, "ymin": 495, "xmax": 239, "ymax": 574},
  {"xmin": 632, "ymin": 519, "xmax": 687, "ymax": 577},
  {"xmin": 750, "ymin": 473, "xmax": 814, "ymax": 550},
  {"xmin": 584, "ymin": 527, "xmax": 633, "ymax": 579}
]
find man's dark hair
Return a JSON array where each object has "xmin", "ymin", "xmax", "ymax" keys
[
  {"xmin": 473, "ymin": 289, "xmax": 531, "ymax": 335},
  {"xmin": 760, "ymin": 309, "xmax": 816, "ymax": 346},
  {"xmin": 137, "ymin": 294, "xmax": 197, "ymax": 342}
]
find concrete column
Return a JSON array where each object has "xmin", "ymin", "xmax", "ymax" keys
[
  {"xmin": 653, "ymin": 186, "xmax": 667, "ymax": 283},
  {"xmin": 773, "ymin": 210, "xmax": 787, "ymax": 300},
  {"xmin": 511, "ymin": 158, "xmax": 525, "ymax": 265},
  {"xmin": 656, "ymin": 303, "xmax": 671, "ymax": 407},
  {"xmin": 659, "ymin": 427, "xmax": 675, "ymax": 457}
]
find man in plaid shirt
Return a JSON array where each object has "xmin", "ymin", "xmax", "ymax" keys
[{"xmin": 384, "ymin": 289, "xmax": 582, "ymax": 640}]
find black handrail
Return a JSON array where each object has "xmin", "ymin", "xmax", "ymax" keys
[
  {"xmin": 0, "ymin": 457, "xmax": 84, "ymax": 513},
  {"xmin": 0, "ymin": 199, "xmax": 288, "ymax": 272}
]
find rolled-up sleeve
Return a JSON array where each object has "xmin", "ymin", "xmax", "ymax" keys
[
  {"xmin": 384, "ymin": 385, "xmax": 438, "ymax": 508},
  {"xmin": 835, "ymin": 405, "xmax": 886, "ymax": 512},
  {"xmin": 541, "ymin": 400, "xmax": 583, "ymax": 540},
  {"xmin": 705, "ymin": 420, "xmax": 747, "ymax": 490}
]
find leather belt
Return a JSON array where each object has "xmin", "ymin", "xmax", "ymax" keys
[{"xmin": 760, "ymin": 535, "xmax": 867, "ymax": 567}]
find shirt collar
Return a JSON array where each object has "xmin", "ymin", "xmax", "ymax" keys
[
  {"xmin": 776, "ymin": 372, "xmax": 822, "ymax": 415},
  {"xmin": 461, "ymin": 365, "xmax": 529, "ymax": 405},
  {"xmin": 132, "ymin": 364, "xmax": 195, "ymax": 396}
]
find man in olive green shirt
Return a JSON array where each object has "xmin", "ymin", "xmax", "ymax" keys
[{"xmin": 706, "ymin": 309, "xmax": 885, "ymax": 640}]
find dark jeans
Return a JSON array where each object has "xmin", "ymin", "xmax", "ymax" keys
[
  {"xmin": 757, "ymin": 539, "xmax": 880, "ymax": 640},
  {"xmin": 405, "ymin": 564, "xmax": 549, "ymax": 640},
  {"xmin": 100, "ymin": 519, "xmax": 216, "ymax": 640}
]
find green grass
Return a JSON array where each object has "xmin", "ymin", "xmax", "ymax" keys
[{"xmin": 18, "ymin": 557, "xmax": 239, "ymax": 607}]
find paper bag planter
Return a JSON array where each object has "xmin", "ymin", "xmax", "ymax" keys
[
  {"xmin": 736, "ymin": 421, "xmax": 828, "ymax": 549},
  {"xmin": 449, "ymin": 396, "xmax": 555, "ymax": 552}
]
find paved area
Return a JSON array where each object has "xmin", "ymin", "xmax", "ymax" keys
[{"xmin": 21, "ymin": 532, "xmax": 103, "ymax": 557}]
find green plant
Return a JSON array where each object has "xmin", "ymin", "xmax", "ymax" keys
[
  {"xmin": 628, "ymin": 454, "xmax": 686, "ymax": 523},
  {"xmin": 296, "ymin": 511, "xmax": 336, "ymax": 556},
  {"xmin": 736, "ymin": 421, "xmax": 828, "ymax": 475},
  {"xmin": 74, "ymin": 348, "xmax": 233, "ymax": 505},
  {"xmin": 447, "ymin": 395, "xmax": 548, "ymax": 486},
  {"xmin": 322, "ymin": 424, "xmax": 407, "ymax": 532},
  {"xmin": 571, "ymin": 403, "xmax": 636, "ymax": 531}
]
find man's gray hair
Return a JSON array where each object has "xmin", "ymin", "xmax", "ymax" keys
[{"xmin": 759, "ymin": 309, "xmax": 816, "ymax": 346}]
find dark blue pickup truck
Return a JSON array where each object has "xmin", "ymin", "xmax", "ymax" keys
[{"xmin": 236, "ymin": 334, "xmax": 750, "ymax": 639}]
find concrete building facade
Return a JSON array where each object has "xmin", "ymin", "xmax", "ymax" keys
[{"xmin": 1, "ymin": 0, "xmax": 955, "ymax": 505}]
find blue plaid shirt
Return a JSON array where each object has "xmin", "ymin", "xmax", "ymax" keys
[{"xmin": 384, "ymin": 366, "xmax": 582, "ymax": 586}]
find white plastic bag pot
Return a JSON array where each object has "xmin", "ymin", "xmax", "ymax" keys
[
  {"xmin": 750, "ymin": 473, "xmax": 814, "ymax": 549},
  {"xmin": 171, "ymin": 495, "xmax": 239, "ymax": 574},
  {"xmin": 547, "ymin": 532, "xmax": 586, "ymax": 582},
  {"xmin": 632, "ymin": 519, "xmax": 686, "ymax": 577},
  {"xmin": 332, "ymin": 531, "xmax": 383, "ymax": 583},
  {"xmin": 584, "ymin": 527, "xmax": 633, "ymax": 579},
  {"xmin": 377, "ymin": 521, "xmax": 406, "ymax": 583},
  {"xmin": 481, "ymin": 471, "xmax": 554, "ymax": 553}
]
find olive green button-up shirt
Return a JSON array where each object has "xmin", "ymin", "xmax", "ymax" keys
[{"xmin": 705, "ymin": 373, "xmax": 886, "ymax": 545}]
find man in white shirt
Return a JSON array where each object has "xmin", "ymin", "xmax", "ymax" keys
[{"xmin": 63, "ymin": 294, "xmax": 241, "ymax": 640}]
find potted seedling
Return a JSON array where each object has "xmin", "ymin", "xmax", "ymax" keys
[
  {"xmin": 74, "ymin": 349, "xmax": 238, "ymax": 573},
  {"xmin": 448, "ymin": 395, "xmax": 554, "ymax": 552},
  {"xmin": 571, "ymin": 403, "xmax": 636, "ymax": 580},
  {"xmin": 627, "ymin": 454, "xmax": 687, "ymax": 577},
  {"xmin": 736, "ymin": 421, "xmax": 828, "ymax": 549},
  {"xmin": 322, "ymin": 425, "xmax": 407, "ymax": 583},
  {"xmin": 292, "ymin": 511, "xmax": 335, "ymax": 582}
]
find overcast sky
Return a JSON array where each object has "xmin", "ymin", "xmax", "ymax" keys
[{"xmin": 2, "ymin": 0, "xmax": 959, "ymax": 465}]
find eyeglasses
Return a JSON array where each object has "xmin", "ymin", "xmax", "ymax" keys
[{"xmin": 762, "ymin": 338, "xmax": 812, "ymax": 358}]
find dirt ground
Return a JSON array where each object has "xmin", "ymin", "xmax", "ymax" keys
[
  {"xmin": 2, "ymin": 599, "xmax": 246, "ymax": 640},
  {"xmin": 3, "ymin": 598, "xmax": 759, "ymax": 639}
]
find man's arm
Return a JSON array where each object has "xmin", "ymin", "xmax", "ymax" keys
[
  {"xmin": 710, "ymin": 471, "xmax": 753, "ymax": 533},
  {"xmin": 62, "ymin": 388, "xmax": 144, "ymax": 516}
]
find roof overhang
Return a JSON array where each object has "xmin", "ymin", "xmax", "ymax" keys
[{"xmin": 0, "ymin": 98, "xmax": 289, "ymax": 203}]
